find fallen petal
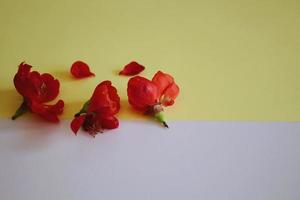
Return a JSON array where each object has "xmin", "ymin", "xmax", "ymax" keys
[
  {"xmin": 119, "ymin": 61, "xmax": 145, "ymax": 76},
  {"xmin": 71, "ymin": 61, "xmax": 95, "ymax": 79},
  {"xmin": 71, "ymin": 115, "xmax": 86, "ymax": 135}
]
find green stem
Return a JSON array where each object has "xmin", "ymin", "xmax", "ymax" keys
[
  {"xmin": 75, "ymin": 100, "xmax": 90, "ymax": 117},
  {"xmin": 12, "ymin": 100, "xmax": 28, "ymax": 120},
  {"xmin": 154, "ymin": 112, "xmax": 169, "ymax": 128}
]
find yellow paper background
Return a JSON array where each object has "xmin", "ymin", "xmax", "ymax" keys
[{"xmin": 0, "ymin": 0, "xmax": 299, "ymax": 121}]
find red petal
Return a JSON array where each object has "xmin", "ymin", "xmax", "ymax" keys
[
  {"xmin": 14, "ymin": 62, "xmax": 32, "ymax": 97},
  {"xmin": 46, "ymin": 100, "xmax": 65, "ymax": 115},
  {"xmin": 29, "ymin": 100, "xmax": 64, "ymax": 123},
  {"xmin": 162, "ymin": 83, "xmax": 180, "ymax": 106},
  {"xmin": 71, "ymin": 115, "xmax": 86, "ymax": 135},
  {"xmin": 127, "ymin": 76, "xmax": 159, "ymax": 112},
  {"xmin": 70, "ymin": 61, "xmax": 95, "ymax": 79},
  {"xmin": 152, "ymin": 71, "xmax": 179, "ymax": 106},
  {"xmin": 27, "ymin": 72, "xmax": 60, "ymax": 103},
  {"xmin": 101, "ymin": 115, "xmax": 119, "ymax": 129},
  {"xmin": 88, "ymin": 81, "xmax": 120, "ymax": 116},
  {"xmin": 39, "ymin": 73, "xmax": 60, "ymax": 102},
  {"xmin": 16, "ymin": 62, "xmax": 32, "ymax": 78},
  {"xmin": 119, "ymin": 61, "xmax": 145, "ymax": 76},
  {"xmin": 152, "ymin": 71, "xmax": 174, "ymax": 97}
]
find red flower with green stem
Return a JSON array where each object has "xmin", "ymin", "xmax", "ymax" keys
[
  {"xmin": 71, "ymin": 81, "xmax": 120, "ymax": 137},
  {"xmin": 127, "ymin": 71, "xmax": 179, "ymax": 127},
  {"xmin": 12, "ymin": 62, "xmax": 64, "ymax": 122}
]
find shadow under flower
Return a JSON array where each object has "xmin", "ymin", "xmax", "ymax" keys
[{"xmin": 0, "ymin": 114, "xmax": 66, "ymax": 152}]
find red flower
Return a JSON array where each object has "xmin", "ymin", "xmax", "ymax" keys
[
  {"xmin": 119, "ymin": 61, "xmax": 145, "ymax": 76},
  {"xmin": 12, "ymin": 62, "xmax": 64, "ymax": 122},
  {"xmin": 71, "ymin": 81, "xmax": 120, "ymax": 137},
  {"xmin": 70, "ymin": 61, "xmax": 95, "ymax": 79},
  {"xmin": 127, "ymin": 71, "xmax": 179, "ymax": 128}
]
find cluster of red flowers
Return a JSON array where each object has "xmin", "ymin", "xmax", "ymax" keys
[{"xmin": 12, "ymin": 61, "xmax": 179, "ymax": 137}]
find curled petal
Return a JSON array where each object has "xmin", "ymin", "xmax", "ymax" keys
[
  {"xmin": 46, "ymin": 100, "xmax": 65, "ymax": 115},
  {"xmin": 71, "ymin": 115, "xmax": 86, "ymax": 135},
  {"xmin": 152, "ymin": 71, "xmax": 179, "ymax": 106},
  {"xmin": 101, "ymin": 116, "xmax": 119, "ymax": 129},
  {"xmin": 119, "ymin": 61, "xmax": 145, "ymax": 76},
  {"xmin": 162, "ymin": 83, "xmax": 180, "ymax": 106},
  {"xmin": 152, "ymin": 71, "xmax": 174, "ymax": 97},
  {"xmin": 71, "ymin": 61, "xmax": 95, "ymax": 79},
  {"xmin": 88, "ymin": 81, "xmax": 120, "ymax": 116},
  {"xmin": 29, "ymin": 100, "xmax": 64, "ymax": 123},
  {"xmin": 127, "ymin": 76, "xmax": 159, "ymax": 112},
  {"xmin": 14, "ymin": 62, "xmax": 33, "ymax": 98},
  {"xmin": 18, "ymin": 62, "xmax": 32, "ymax": 76}
]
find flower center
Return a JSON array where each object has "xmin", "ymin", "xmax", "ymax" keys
[
  {"xmin": 39, "ymin": 82, "xmax": 47, "ymax": 96},
  {"xmin": 83, "ymin": 114, "xmax": 103, "ymax": 137},
  {"xmin": 153, "ymin": 104, "xmax": 164, "ymax": 113}
]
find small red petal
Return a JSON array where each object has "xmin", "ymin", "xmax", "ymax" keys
[
  {"xmin": 119, "ymin": 61, "xmax": 145, "ymax": 76},
  {"xmin": 17, "ymin": 62, "xmax": 32, "ymax": 77},
  {"xmin": 71, "ymin": 115, "xmax": 86, "ymax": 135},
  {"xmin": 101, "ymin": 116, "xmax": 119, "ymax": 129},
  {"xmin": 14, "ymin": 62, "xmax": 33, "ymax": 98},
  {"xmin": 47, "ymin": 100, "xmax": 65, "ymax": 115},
  {"xmin": 71, "ymin": 61, "xmax": 95, "ymax": 79},
  {"xmin": 161, "ymin": 83, "xmax": 180, "ymax": 106}
]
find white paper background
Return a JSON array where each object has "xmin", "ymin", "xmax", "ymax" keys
[{"xmin": 0, "ymin": 119, "xmax": 300, "ymax": 200}]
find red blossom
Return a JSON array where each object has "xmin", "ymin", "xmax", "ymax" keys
[
  {"xmin": 70, "ymin": 61, "xmax": 95, "ymax": 79},
  {"xmin": 14, "ymin": 62, "xmax": 60, "ymax": 103},
  {"xmin": 127, "ymin": 71, "xmax": 179, "ymax": 127},
  {"xmin": 12, "ymin": 62, "xmax": 64, "ymax": 122},
  {"xmin": 71, "ymin": 81, "xmax": 120, "ymax": 137},
  {"xmin": 119, "ymin": 61, "xmax": 145, "ymax": 76}
]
